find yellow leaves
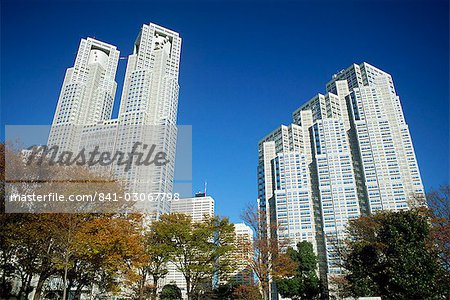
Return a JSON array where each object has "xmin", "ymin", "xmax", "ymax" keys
[
  {"xmin": 72, "ymin": 214, "xmax": 143, "ymax": 271},
  {"xmin": 272, "ymin": 252, "xmax": 296, "ymax": 279}
]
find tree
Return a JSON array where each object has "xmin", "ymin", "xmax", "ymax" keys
[
  {"xmin": 69, "ymin": 213, "xmax": 143, "ymax": 298},
  {"xmin": 153, "ymin": 213, "xmax": 235, "ymax": 300},
  {"xmin": 0, "ymin": 213, "xmax": 17, "ymax": 298},
  {"xmin": 128, "ymin": 220, "xmax": 174, "ymax": 300},
  {"xmin": 0, "ymin": 213, "xmax": 53, "ymax": 300},
  {"xmin": 232, "ymin": 284, "xmax": 262, "ymax": 300},
  {"xmin": 0, "ymin": 145, "xmax": 59, "ymax": 300},
  {"xmin": 0, "ymin": 143, "xmax": 140, "ymax": 300},
  {"xmin": 275, "ymin": 241, "xmax": 321, "ymax": 299},
  {"xmin": 241, "ymin": 204, "xmax": 296, "ymax": 300},
  {"xmin": 160, "ymin": 284, "xmax": 182, "ymax": 300},
  {"xmin": 1, "ymin": 212, "xmax": 142, "ymax": 300},
  {"xmin": 427, "ymin": 185, "xmax": 450, "ymax": 271},
  {"xmin": 46, "ymin": 169, "xmax": 133, "ymax": 299},
  {"xmin": 210, "ymin": 283, "xmax": 234, "ymax": 300},
  {"xmin": 343, "ymin": 209, "xmax": 449, "ymax": 299}
]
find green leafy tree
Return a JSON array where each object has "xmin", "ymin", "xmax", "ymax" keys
[
  {"xmin": 344, "ymin": 210, "xmax": 449, "ymax": 299},
  {"xmin": 426, "ymin": 185, "xmax": 450, "ymax": 271},
  {"xmin": 275, "ymin": 241, "xmax": 320, "ymax": 299},
  {"xmin": 128, "ymin": 221, "xmax": 174, "ymax": 300},
  {"xmin": 160, "ymin": 284, "xmax": 182, "ymax": 300},
  {"xmin": 211, "ymin": 284, "xmax": 234, "ymax": 299},
  {"xmin": 153, "ymin": 213, "xmax": 235, "ymax": 300}
]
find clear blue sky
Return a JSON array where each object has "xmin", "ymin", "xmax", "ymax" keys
[{"xmin": 2, "ymin": 0, "xmax": 449, "ymax": 222}]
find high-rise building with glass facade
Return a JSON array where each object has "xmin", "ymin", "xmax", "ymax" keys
[{"xmin": 257, "ymin": 62, "xmax": 425, "ymax": 296}]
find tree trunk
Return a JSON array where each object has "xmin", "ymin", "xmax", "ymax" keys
[
  {"xmin": 89, "ymin": 283, "xmax": 94, "ymax": 300},
  {"xmin": 74, "ymin": 285, "xmax": 83, "ymax": 300},
  {"xmin": 62, "ymin": 260, "xmax": 68, "ymax": 300},
  {"xmin": 17, "ymin": 273, "xmax": 27, "ymax": 300},
  {"xmin": 0, "ymin": 255, "xmax": 11, "ymax": 299},
  {"xmin": 34, "ymin": 239, "xmax": 54, "ymax": 300},
  {"xmin": 138, "ymin": 271, "xmax": 146, "ymax": 300},
  {"xmin": 17, "ymin": 279, "xmax": 24, "ymax": 300},
  {"xmin": 66, "ymin": 280, "xmax": 75, "ymax": 300},
  {"xmin": 23, "ymin": 273, "xmax": 33, "ymax": 300},
  {"xmin": 151, "ymin": 276, "xmax": 159, "ymax": 300},
  {"xmin": 262, "ymin": 282, "xmax": 270, "ymax": 300},
  {"xmin": 186, "ymin": 276, "xmax": 191, "ymax": 300},
  {"xmin": 32, "ymin": 274, "xmax": 46, "ymax": 300}
]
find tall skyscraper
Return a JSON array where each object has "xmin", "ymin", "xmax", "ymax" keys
[
  {"xmin": 257, "ymin": 62, "xmax": 425, "ymax": 296},
  {"xmin": 272, "ymin": 151, "xmax": 316, "ymax": 249},
  {"xmin": 257, "ymin": 121, "xmax": 314, "ymax": 241},
  {"xmin": 311, "ymin": 118, "xmax": 361, "ymax": 277},
  {"xmin": 48, "ymin": 38, "xmax": 120, "ymax": 152},
  {"xmin": 114, "ymin": 23, "xmax": 181, "ymax": 197},
  {"xmin": 325, "ymin": 63, "xmax": 425, "ymax": 212},
  {"xmin": 48, "ymin": 23, "xmax": 182, "ymax": 216}
]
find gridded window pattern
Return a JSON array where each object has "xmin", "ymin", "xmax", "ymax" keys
[
  {"xmin": 258, "ymin": 62, "xmax": 425, "ymax": 289},
  {"xmin": 48, "ymin": 24, "xmax": 182, "ymax": 205},
  {"xmin": 273, "ymin": 152, "xmax": 316, "ymax": 249},
  {"xmin": 312, "ymin": 119, "xmax": 361, "ymax": 275}
]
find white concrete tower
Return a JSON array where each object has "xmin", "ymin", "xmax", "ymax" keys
[
  {"xmin": 115, "ymin": 23, "xmax": 182, "ymax": 203},
  {"xmin": 48, "ymin": 38, "xmax": 119, "ymax": 151},
  {"xmin": 47, "ymin": 23, "xmax": 183, "ymax": 219},
  {"xmin": 311, "ymin": 118, "xmax": 361, "ymax": 277},
  {"xmin": 272, "ymin": 151, "xmax": 316, "ymax": 249},
  {"xmin": 260, "ymin": 62, "xmax": 426, "ymax": 297},
  {"xmin": 257, "ymin": 123, "xmax": 314, "ymax": 240},
  {"xmin": 327, "ymin": 63, "xmax": 425, "ymax": 212}
]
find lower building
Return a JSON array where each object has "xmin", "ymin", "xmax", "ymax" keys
[
  {"xmin": 163, "ymin": 193, "xmax": 215, "ymax": 299},
  {"xmin": 227, "ymin": 223, "xmax": 254, "ymax": 286},
  {"xmin": 169, "ymin": 193, "xmax": 214, "ymax": 221}
]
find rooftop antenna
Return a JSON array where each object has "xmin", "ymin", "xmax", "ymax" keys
[{"xmin": 204, "ymin": 180, "xmax": 207, "ymax": 196}]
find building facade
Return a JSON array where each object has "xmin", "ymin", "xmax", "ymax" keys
[
  {"xmin": 257, "ymin": 62, "xmax": 425, "ymax": 296},
  {"xmin": 48, "ymin": 23, "xmax": 182, "ymax": 217},
  {"xmin": 326, "ymin": 63, "xmax": 425, "ymax": 212},
  {"xmin": 48, "ymin": 38, "xmax": 120, "ymax": 152},
  {"xmin": 169, "ymin": 193, "xmax": 215, "ymax": 221},
  {"xmin": 311, "ymin": 118, "xmax": 361, "ymax": 277},
  {"xmin": 228, "ymin": 223, "xmax": 254, "ymax": 285}
]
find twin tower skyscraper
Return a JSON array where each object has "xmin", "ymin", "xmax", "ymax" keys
[
  {"xmin": 257, "ymin": 62, "xmax": 426, "ymax": 293},
  {"xmin": 48, "ymin": 23, "xmax": 181, "ymax": 217}
]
